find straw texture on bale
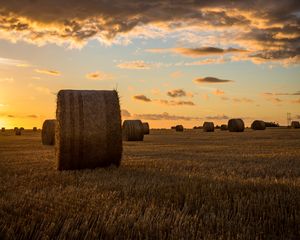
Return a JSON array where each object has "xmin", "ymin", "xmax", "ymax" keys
[
  {"xmin": 251, "ymin": 120, "xmax": 266, "ymax": 130},
  {"xmin": 142, "ymin": 122, "xmax": 150, "ymax": 135},
  {"xmin": 220, "ymin": 124, "xmax": 228, "ymax": 131},
  {"xmin": 123, "ymin": 120, "xmax": 144, "ymax": 141},
  {"xmin": 175, "ymin": 125, "xmax": 184, "ymax": 132},
  {"xmin": 203, "ymin": 122, "xmax": 214, "ymax": 132},
  {"xmin": 1, "ymin": 127, "xmax": 5, "ymax": 132},
  {"xmin": 228, "ymin": 119, "xmax": 245, "ymax": 132},
  {"xmin": 33, "ymin": 127, "xmax": 38, "ymax": 131},
  {"xmin": 56, "ymin": 90, "xmax": 122, "ymax": 170},
  {"xmin": 15, "ymin": 129, "xmax": 21, "ymax": 135},
  {"xmin": 291, "ymin": 121, "xmax": 300, "ymax": 128},
  {"xmin": 42, "ymin": 119, "xmax": 56, "ymax": 145}
]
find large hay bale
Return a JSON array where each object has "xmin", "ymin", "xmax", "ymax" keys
[
  {"xmin": 142, "ymin": 122, "xmax": 150, "ymax": 135},
  {"xmin": 42, "ymin": 119, "xmax": 56, "ymax": 145},
  {"xmin": 203, "ymin": 122, "xmax": 214, "ymax": 132},
  {"xmin": 291, "ymin": 121, "xmax": 300, "ymax": 128},
  {"xmin": 220, "ymin": 124, "xmax": 228, "ymax": 131},
  {"xmin": 228, "ymin": 119, "xmax": 245, "ymax": 132},
  {"xmin": 1, "ymin": 127, "xmax": 5, "ymax": 132},
  {"xmin": 251, "ymin": 120, "xmax": 266, "ymax": 130},
  {"xmin": 175, "ymin": 125, "xmax": 184, "ymax": 132},
  {"xmin": 15, "ymin": 129, "xmax": 21, "ymax": 135},
  {"xmin": 33, "ymin": 127, "xmax": 38, "ymax": 131},
  {"xmin": 56, "ymin": 90, "xmax": 122, "ymax": 170},
  {"xmin": 123, "ymin": 120, "xmax": 144, "ymax": 141}
]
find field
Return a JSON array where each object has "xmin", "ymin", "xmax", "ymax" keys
[{"xmin": 0, "ymin": 128, "xmax": 299, "ymax": 239}]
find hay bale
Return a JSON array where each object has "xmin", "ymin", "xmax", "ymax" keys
[
  {"xmin": 56, "ymin": 90, "xmax": 122, "ymax": 170},
  {"xmin": 33, "ymin": 127, "xmax": 38, "ymax": 131},
  {"xmin": 42, "ymin": 119, "xmax": 56, "ymax": 145},
  {"xmin": 203, "ymin": 122, "xmax": 214, "ymax": 132},
  {"xmin": 175, "ymin": 125, "xmax": 184, "ymax": 132},
  {"xmin": 14, "ymin": 127, "xmax": 18, "ymax": 131},
  {"xmin": 15, "ymin": 129, "xmax": 21, "ymax": 135},
  {"xmin": 20, "ymin": 127, "xmax": 25, "ymax": 131},
  {"xmin": 251, "ymin": 120, "xmax": 266, "ymax": 130},
  {"xmin": 142, "ymin": 122, "xmax": 150, "ymax": 135},
  {"xmin": 291, "ymin": 121, "xmax": 300, "ymax": 128},
  {"xmin": 171, "ymin": 126, "xmax": 176, "ymax": 130},
  {"xmin": 220, "ymin": 124, "xmax": 228, "ymax": 131},
  {"xmin": 1, "ymin": 127, "xmax": 5, "ymax": 132},
  {"xmin": 123, "ymin": 120, "xmax": 144, "ymax": 141},
  {"xmin": 228, "ymin": 119, "xmax": 245, "ymax": 132}
]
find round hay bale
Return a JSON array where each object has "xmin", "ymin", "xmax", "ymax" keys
[
  {"xmin": 42, "ymin": 119, "xmax": 56, "ymax": 145},
  {"xmin": 123, "ymin": 120, "xmax": 144, "ymax": 141},
  {"xmin": 291, "ymin": 121, "xmax": 300, "ymax": 128},
  {"xmin": 142, "ymin": 122, "xmax": 150, "ymax": 135},
  {"xmin": 171, "ymin": 126, "xmax": 176, "ymax": 130},
  {"xmin": 251, "ymin": 120, "xmax": 266, "ymax": 130},
  {"xmin": 20, "ymin": 127, "xmax": 25, "ymax": 131},
  {"xmin": 1, "ymin": 127, "xmax": 5, "ymax": 132},
  {"xmin": 228, "ymin": 119, "xmax": 245, "ymax": 132},
  {"xmin": 203, "ymin": 122, "xmax": 214, "ymax": 132},
  {"xmin": 175, "ymin": 125, "xmax": 184, "ymax": 132},
  {"xmin": 14, "ymin": 127, "xmax": 18, "ymax": 131},
  {"xmin": 220, "ymin": 124, "xmax": 228, "ymax": 131},
  {"xmin": 33, "ymin": 127, "xmax": 38, "ymax": 131},
  {"xmin": 15, "ymin": 128, "xmax": 21, "ymax": 135},
  {"xmin": 56, "ymin": 90, "xmax": 122, "ymax": 170}
]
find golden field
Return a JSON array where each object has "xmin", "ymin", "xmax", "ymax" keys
[{"xmin": 0, "ymin": 128, "xmax": 299, "ymax": 239}]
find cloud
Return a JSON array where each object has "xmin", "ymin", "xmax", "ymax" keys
[
  {"xmin": 233, "ymin": 97, "xmax": 254, "ymax": 103},
  {"xmin": 35, "ymin": 69, "xmax": 61, "ymax": 76},
  {"xmin": 7, "ymin": 115, "xmax": 14, "ymax": 118},
  {"xmin": 194, "ymin": 77, "xmax": 234, "ymax": 84},
  {"xmin": 134, "ymin": 112, "xmax": 201, "ymax": 121},
  {"xmin": 206, "ymin": 115, "xmax": 229, "ymax": 120},
  {"xmin": 157, "ymin": 100, "xmax": 195, "ymax": 106},
  {"xmin": 85, "ymin": 71, "xmax": 113, "ymax": 80},
  {"xmin": 167, "ymin": 89, "xmax": 187, "ymax": 98},
  {"xmin": 0, "ymin": 57, "xmax": 28, "ymax": 66},
  {"xmin": 212, "ymin": 89, "xmax": 225, "ymax": 96},
  {"xmin": 263, "ymin": 91, "xmax": 300, "ymax": 96},
  {"xmin": 121, "ymin": 109, "xmax": 131, "ymax": 117},
  {"xmin": 117, "ymin": 60, "xmax": 152, "ymax": 69},
  {"xmin": 133, "ymin": 94, "xmax": 151, "ymax": 102},
  {"xmin": 0, "ymin": 77, "xmax": 14, "ymax": 83},
  {"xmin": 27, "ymin": 114, "xmax": 38, "ymax": 118},
  {"xmin": 0, "ymin": 1, "xmax": 299, "ymax": 64},
  {"xmin": 148, "ymin": 47, "xmax": 246, "ymax": 57}
]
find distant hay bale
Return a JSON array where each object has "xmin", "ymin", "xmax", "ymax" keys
[
  {"xmin": 203, "ymin": 122, "xmax": 214, "ymax": 132},
  {"xmin": 175, "ymin": 125, "xmax": 184, "ymax": 132},
  {"xmin": 291, "ymin": 121, "xmax": 300, "ymax": 128},
  {"xmin": 20, "ymin": 127, "xmax": 25, "ymax": 131},
  {"xmin": 42, "ymin": 119, "xmax": 56, "ymax": 145},
  {"xmin": 251, "ymin": 120, "xmax": 266, "ymax": 130},
  {"xmin": 14, "ymin": 127, "xmax": 18, "ymax": 131},
  {"xmin": 56, "ymin": 90, "xmax": 122, "ymax": 170},
  {"xmin": 220, "ymin": 124, "xmax": 228, "ymax": 131},
  {"xmin": 123, "ymin": 120, "xmax": 144, "ymax": 141},
  {"xmin": 33, "ymin": 127, "xmax": 38, "ymax": 131},
  {"xmin": 1, "ymin": 127, "xmax": 5, "ymax": 132},
  {"xmin": 171, "ymin": 126, "xmax": 176, "ymax": 130},
  {"xmin": 15, "ymin": 129, "xmax": 21, "ymax": 135},
  {"xmin": 228, "ymin": 119, "xmax": 245, "ymax": 132},
  {"xmin": 142, "ymin": 122, "xmax": 150, "ymax": 135}
]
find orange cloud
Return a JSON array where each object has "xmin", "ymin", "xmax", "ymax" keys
[
  {"xmin": 194, "ymin": 77, "xmax": 234, "ymax": 84},
  {"xmin": 117, "ymin": 60, "xmax": 152, "ymax": 69},
  {"xmin": 35, "ymin": 69, "xmax": 61, "ymax": 76},
  {"xmin": 85, "ymin": 71, "xmax": 113, "ymax": 80},
  {"xmin": 212, "ymin": 89, "xmax": 225, "ymax": 95},
  {"xmin": 133, "ymin": 95, "xmax": 151, "ymax": 102}
]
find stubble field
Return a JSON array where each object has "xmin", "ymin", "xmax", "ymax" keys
[{"xmin": 0, "ymin": 128, "xmax": 299, "ymax": 239}]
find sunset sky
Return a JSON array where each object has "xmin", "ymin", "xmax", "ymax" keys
[{"xmin": 0, "ymin": 1, "xmax": 299, "ymax": 129}]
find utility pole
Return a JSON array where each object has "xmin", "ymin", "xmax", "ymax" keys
[{"xmin": 287, "ymin": 112, "xmax": 291, "ymax": 127}]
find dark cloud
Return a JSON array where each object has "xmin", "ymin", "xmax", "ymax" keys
[
  {"xmin": 157, "ymin": 99, "xmax": 195, "ymax": 106},
  {"xmin": 27, "ymin": 114, "xmax": 38, "ymax": 118},
  {"xmin": 121, "ymin": 109, "xmax": 131, "ymax": 117},
  {"xmin": 7, "ymin": 115, "xmax": 14, "ymax": 118},
  {"xmin": 194, "ymin": 77, "xmax": 234, "ymax": 84},
  {"xmin": 133, "ymin": 95, "xmax": 151, "ymax": 102},
  {"xmin": 134, "ymin": 112, "xmax": 201, "ymax": 121},
  {"xmin": 167, "ymin": 89, "xmax": 187, "ymax": 98},
  {"xmin": 0, "ymin": 1, "xmax": 299, "ymax": 63},
  {"xmin": 206, "ymin": 115, "xmax": 229, "ymax": 120}
]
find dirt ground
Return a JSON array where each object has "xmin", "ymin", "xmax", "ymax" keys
[{"xmin": 0, "ymin": 128, "xmax": 299, "ymax": 239}]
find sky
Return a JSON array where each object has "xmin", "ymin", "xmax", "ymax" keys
[{"xmin": 0, "ymin": 0, "xmax": 299, "ymax": 129}]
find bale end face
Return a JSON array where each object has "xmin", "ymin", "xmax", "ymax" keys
[
  {"xmin": 15, "ymin": 129, "xmax": 21, "ymax": 135},
  {"xmin": 251, "ymin": 120, "xmax": 266, "ymax": 130},
  {"xmin": 220, "ymin": 124, "xmax": 228, "ymax": 131},
  {"xmin": 203, "ymin": 122, "xmax": 214, "ymax": 132},
  {"xmin": 123, "ymin": 120, "xmax": 144, "ymax": 141},
  {"xmin": 175, "ymin": 125, "xmax": 184, "ymax": 132},
  {"xmin": 291, "ymin": 121, "xmax": 300, "ymax": 128},
  {"xmin": 56, "ymin": 90, "xmax": 122, "ymax": 170},
  {"xmin": 142, "ymin": 122, "xmax": 150, "ymax": 135},
  {"xmin": 1, "ymin": 127, "xmax": 5, "ymax": 132},
  {"xmin": 228, "ymin": 119, "xmax": 245, "ymax": 132}
]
